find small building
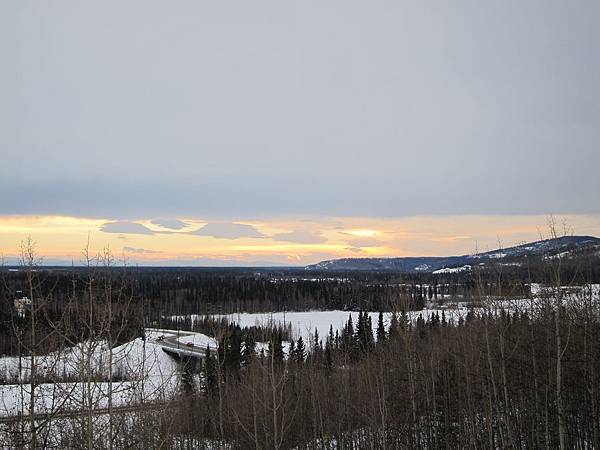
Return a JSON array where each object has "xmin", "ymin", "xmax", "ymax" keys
[{"xmin": 14, "ymin": 296, "xmax": 32, "ymax": 316}]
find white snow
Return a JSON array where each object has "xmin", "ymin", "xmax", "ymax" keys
[
  {"xmin": 433, "ymin": 265, "xmax": 471, "ymax": 274},
  {"xmin": 214, "ymin": 309, "xmax": 470, "ymax": 344},
  {"xmin": 545, "ymin": 251, "xmax": 571, "ymax": 260},
  {"xmin": 0, "ymin": 334, "xmax": 179, "ymax": 418}
]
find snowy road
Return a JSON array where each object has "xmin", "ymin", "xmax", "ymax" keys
[{"xmin": 148, "ymin": 329, "xmax": 216, "ymax": 359}]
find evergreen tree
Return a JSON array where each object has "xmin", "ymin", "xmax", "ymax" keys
[
  {"xmin": 324, "ymin": 337, "xmax": 333, "ymax": 369},
  {"xmin": 203, "ymin": 345, "xmax": 218, "ymax": 394},
  {"xmin": 366, "ymin": 314, "xmax": 375, "ymax": 351},
  {"xmin": 353, "ymin": 311, "xmax": 373, "ymax": 360},
  {"xmin": 328, "ymin": 325, "xmax": 335, "ymax": 347},
  {"xmin": 353, "ymin": 311, "xmax": 364, "ymax": 358},
  {"xmin": 342, "ymin": 314, "xmax": 354, "ymax": 355},
  {"xmin": 376, "ymin": 311, "xmax": 386, "ymax": 345},
  {"xmin": 356, "ymin": 311, "xmax": 364, "ymax": 340},
  {"xmin": 312, "ymin": 329, "xmax": 323, "ymax": 364},
  {"xmin": 325, "ymin": 326, "xmax": 335, "ymax": 368},
  {"xmin": 293, "ymin": 336, "xmax": 306, "ymax": 364},
  {"xmin": 224, "ymin": 326, "xmax": 242, "ymax": 372},
  {"xmin": 268, "ymin": 331, "xmax": 284, "ymax": 364},
  {"xmin": 242, "ymin": 331, "xmax": 256, "ymax": 366}
]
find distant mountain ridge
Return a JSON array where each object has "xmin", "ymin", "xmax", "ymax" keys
[{"xmin": 305, "ymin": 236, "xmax": 600, "ymax": 273}]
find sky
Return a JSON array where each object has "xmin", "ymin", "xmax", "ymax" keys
[{"xmin": 1, "ymin": 1, "xmax": 599, "ymax": 265}]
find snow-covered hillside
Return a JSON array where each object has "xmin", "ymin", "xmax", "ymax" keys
[
  {"xmin": 0, "ymin": 331, "xmax": 181, "ymax": 418},
  {"xmin": 305, "ymin": 235, "xmax": 600, "ymax": 272}
]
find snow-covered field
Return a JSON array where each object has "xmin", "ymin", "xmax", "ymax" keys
[
  {"xmin": 215, "ymin": 309, "xmax": 469, "ymax": 344},
  {"xmin": 213, "ymin": 284, "xmax": 600, "ymax": 344}
]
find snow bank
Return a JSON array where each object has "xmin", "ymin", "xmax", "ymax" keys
[{"xmin": 0, "ymin": 336, "xmax": 179, "ymax": 417}]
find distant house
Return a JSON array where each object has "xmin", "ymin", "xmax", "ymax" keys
[{"xmin": 14, "ymin": 296, "xmax": 32, "ymax": 316}]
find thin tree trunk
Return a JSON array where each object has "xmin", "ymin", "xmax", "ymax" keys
[
  {"xmin": 27, "ymin": 264, "xmax": 37, "ymax": 450},
  {"xmin": 556, "ymin": 305, "xmax": 566, "ymax": 450}
]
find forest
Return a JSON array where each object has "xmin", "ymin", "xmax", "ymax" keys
[
  {"xmin": 1, "ymin": 241, "xmax": 599, "ymax": 449},
  {"xmin": 171, "ymin": 295, "xmax": 600, "ymax": 450},
  {"xmin": 0, "ymin": 262, "xmax": 538, "ymax": 357}
]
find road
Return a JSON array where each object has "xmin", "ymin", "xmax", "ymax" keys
[{"xmin": 148, "ymin": 329, "xmax": 215, "ymax": 359}]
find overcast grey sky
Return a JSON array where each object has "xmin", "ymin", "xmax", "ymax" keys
[{"xmin": 2, "ymin": 1, "xmax": 599, "ymax": 219}]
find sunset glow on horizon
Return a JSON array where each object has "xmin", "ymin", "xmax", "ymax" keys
[{"xmin": 1, "ymin": 214, "xmax": 599, "ymax": 266}]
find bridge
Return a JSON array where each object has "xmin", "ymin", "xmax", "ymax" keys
[{"xmin": 149, "ymin": 330, "xmax": 215, "ymax": 361}]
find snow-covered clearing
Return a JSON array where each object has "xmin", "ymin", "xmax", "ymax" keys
[
  {"xmin": 214, "ymin": 309, "xmax": 470, "ymax": 344},
  {"xmin": 209, "ymin": 284, "xmax": 600, "ymax": 344}
]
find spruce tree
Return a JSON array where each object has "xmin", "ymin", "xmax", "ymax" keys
[
  {"xmin": 225, "ymin": 326, "xmax": 242, "ymax": 372},
  {"xmin": 344, "ymin": 314, "xmax": 354, "ymax": 351},
  {"xmin": 242, "ymin": 331, "xmax": 256, "ymax": 366},
  {"xmin": 366, "ymin": 314, "xmax": 375, "ymax": 351},
  {"xmin": 325, "ymin": 326, "xmax": 335, "ymax": 368},
  {"xmin": 356, "ymin": 311, "xmax": 364, "ymax": 341},
  {"xmin": 324, "ymin": 337, "xmax": 333, "ymax": 369},
  {"xmin": 328, "ymin": 325, "xmax": 335, "ymax": 349},
  {"xmin": 376, "ymin": 311, "xmax": 386, "ymax": 345},
  {"xmin": 313, "ymin": 329, "xmax": 323, "ymax": 364},
  {"xmin": 203, "ymin": 345, "xmax": 218, "ymax": 395},
  {"xmin": 294, "ymin": 336, "xmax": 306, "ymax": 364},
  {"xmin": 268, "ymin": 331, "xmax": 284, "ymax": 364},
  {"xmin": 352, "ymin": 311, "xmax": 364, "ymax": 359}
]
